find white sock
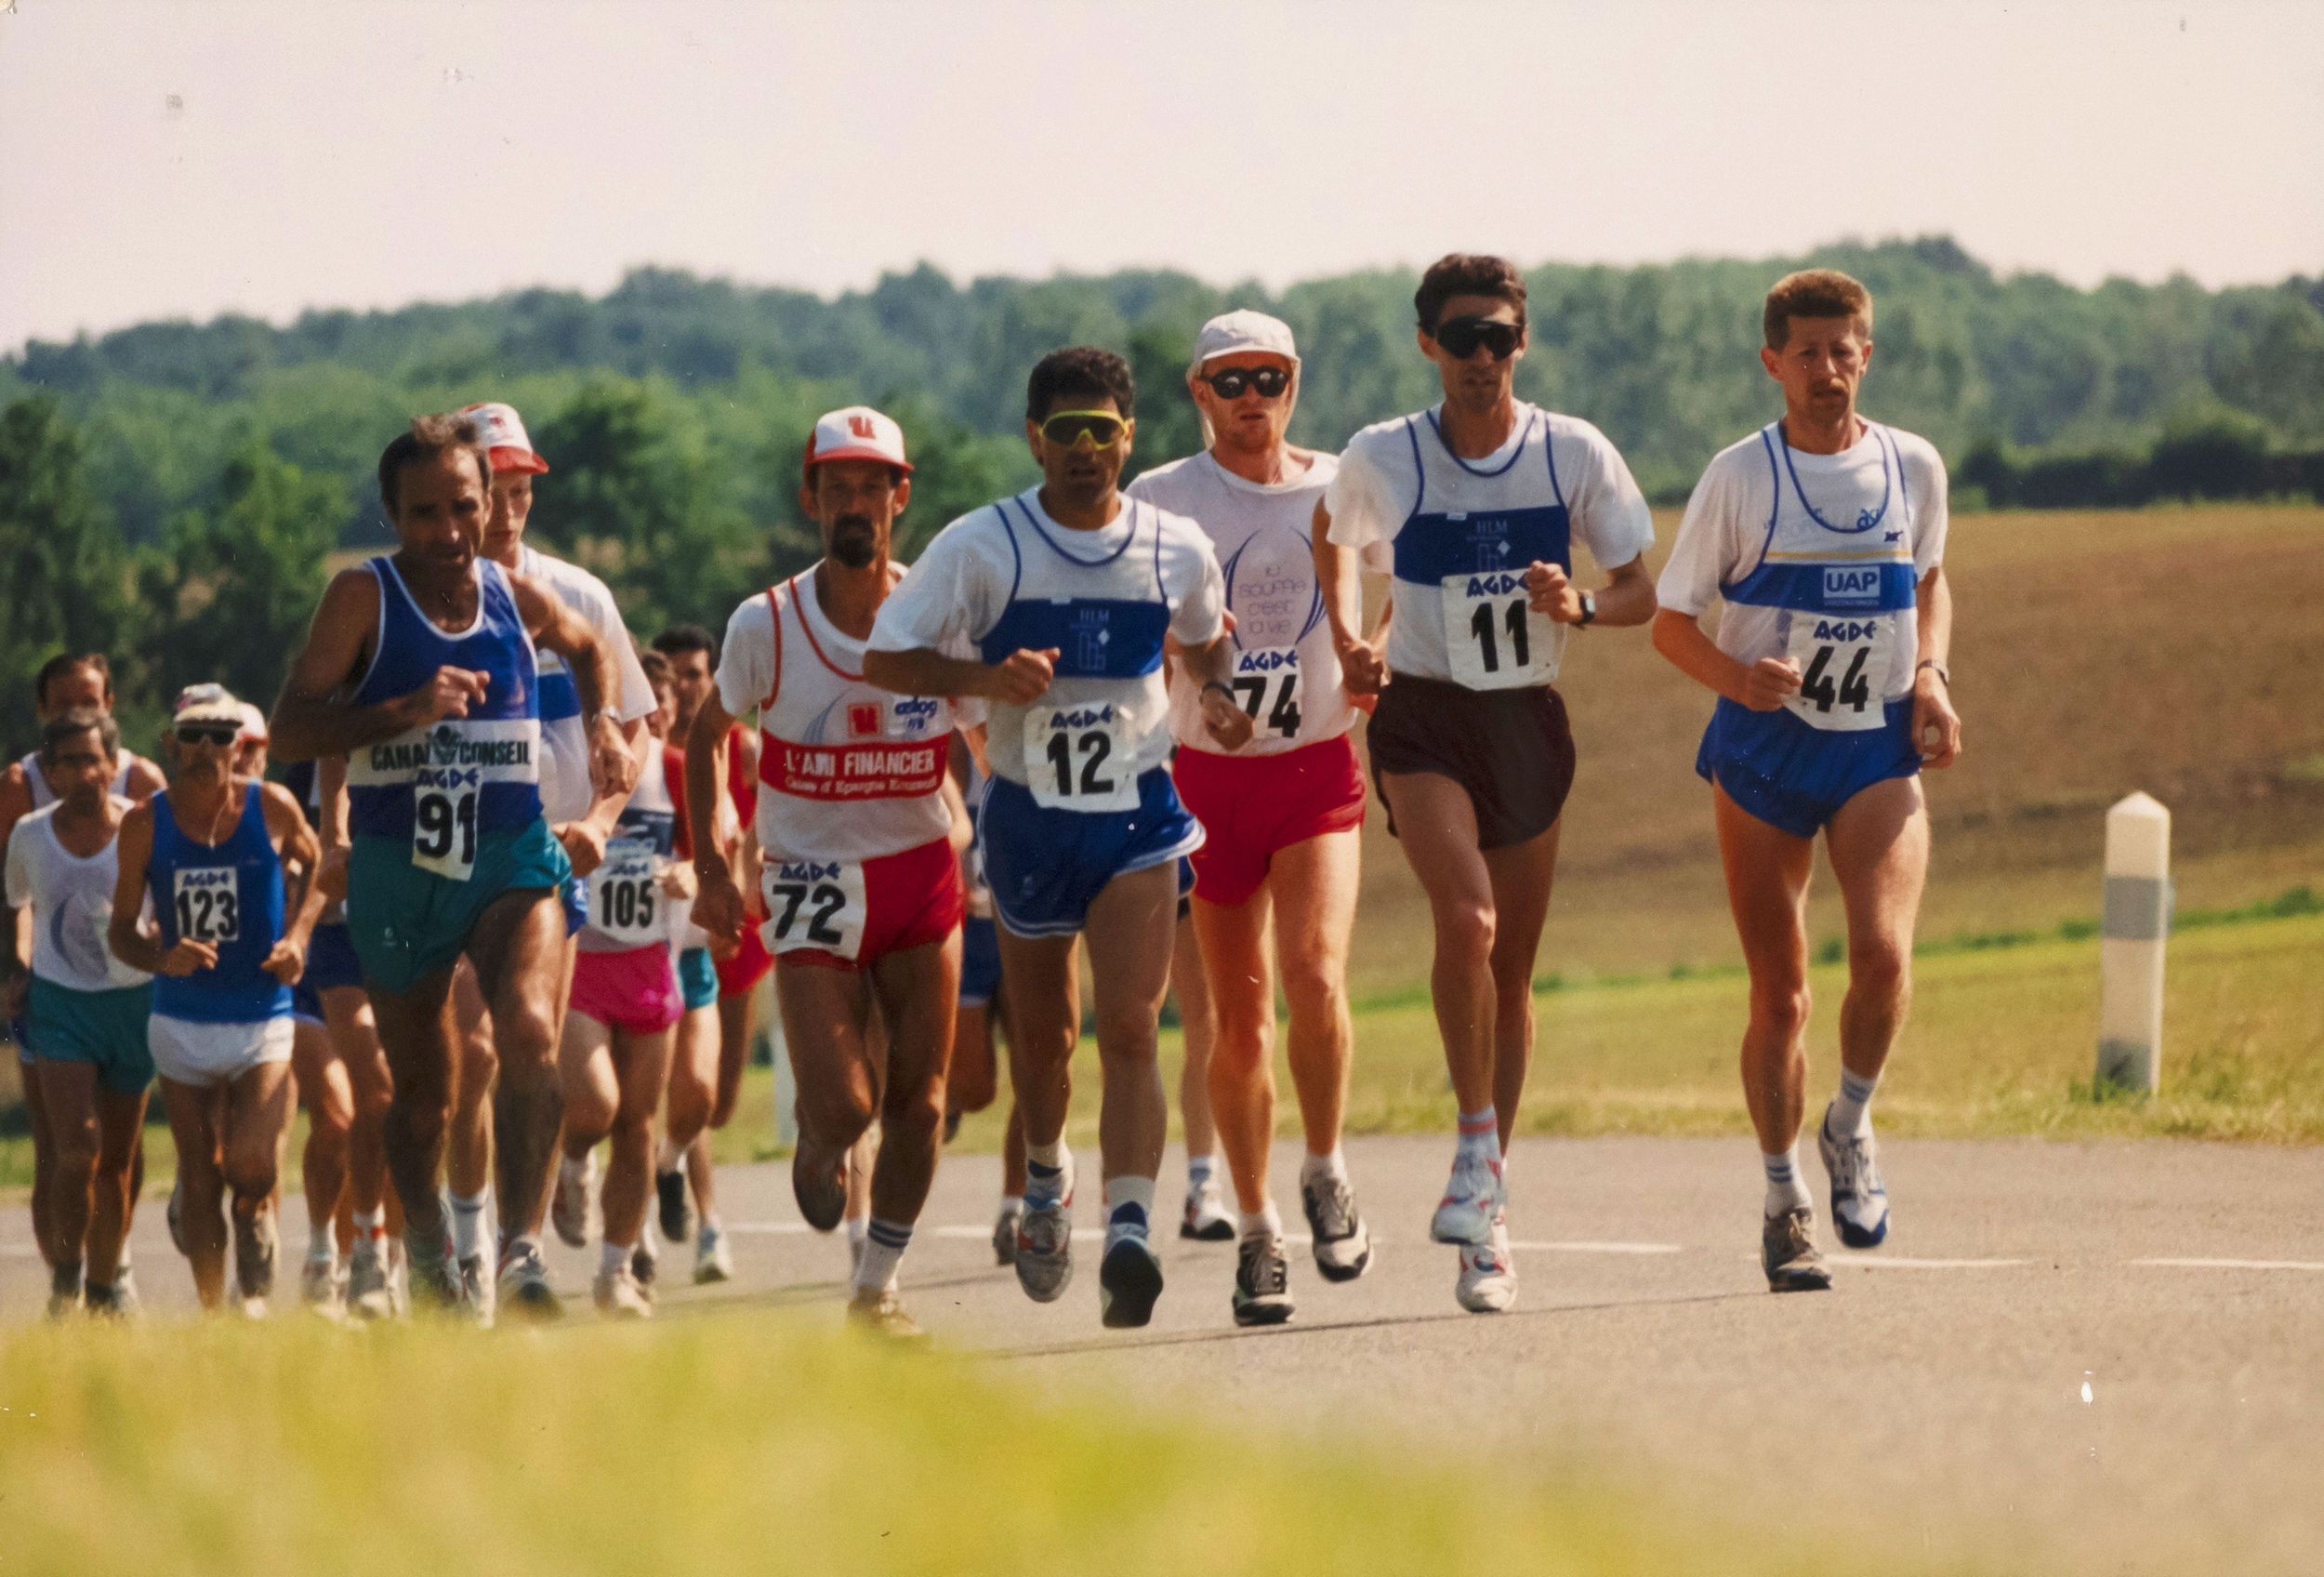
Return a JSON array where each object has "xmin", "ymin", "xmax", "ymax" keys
[
  {"xmin": 449, "ymin": 1190, "xmax": 490, "ymax": 1259},
  {"xmin": 845, "ymin": 1215, "xmax": 869, "ymax": 1251},
  {"xmin": 1301, "ymin": 1148, "xmax": 1348, "ymax": 1186},
  {"xmin": 655, "ymin": 1135, "xmax": 680, "ymax": 1173},
  {"xmin": 852, "ymin": 1218, "xmax": 911, "ymax": 1294},
  {"xmin": 1024, "ymin": 1145, "xmax": 1071, "ymax": 1206},
  {"xmin": 1186, "ymin": 1153, "xmax": 1216, "ymax": 1193},
  {"xmin": 1026, "ymin": 1135, "xmax": 1065, "ymax": 1172},
  {"xmin": 1103, "ymin": 1176, "xmax": 1155, "ymax": 1241},
  {"xmin": 1456, "ymin": 1107, "xmax": 1501, "ymax": 1166},
  {"xmin": 1763, "ymin": 1146, "xmax": 1813, "ymax": 1217},
  {"xmin": 600, "ymin": 1239, "xmax": 632, "ymax": 1277},
  {"xmin": 1831, "ymin": 1067, "xmax": 1880, "ymax": 1138},
  {"xmin": 352, "ymin": 1207, "xmax": 386, "ymax": 1240},
  {"xmin": 307, "ymin": 1231, "xmax": 337, "ymax": 1269},
  {"xmin": 1238, "ymin": 1202, "xmax": 1283, "ymax": 1240},
  {"xmin": 997, "ymin": 1193, "xmax": 1023, "ymax": 1215}
]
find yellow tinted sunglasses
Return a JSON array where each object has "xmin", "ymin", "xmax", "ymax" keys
[{"xmin": 1038, "ymin": 409, "xmax": 1130, "ymax": 450}]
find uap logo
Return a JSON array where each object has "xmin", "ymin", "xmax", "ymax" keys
[{"xmin": 1822, "ymin": 567, "xmax": 1882, "ymax": 606}]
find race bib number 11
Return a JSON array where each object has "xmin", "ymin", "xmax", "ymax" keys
[
  {"xmin": 762, "ymin": 858, "xmax": 867, "ymax": 961},
  {"xmin": 1442, "ymin": 572, "xmax": 1563, "ymax": 691}
]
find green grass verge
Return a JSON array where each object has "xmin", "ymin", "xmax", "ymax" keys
[{"xmin": 0, "ymin": 1317, "xmax": 1978, "ymax": 1577}]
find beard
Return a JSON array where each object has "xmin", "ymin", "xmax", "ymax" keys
[{"xmin": 828, "ymin": 516, "xmax": 878, "ymax": 569}]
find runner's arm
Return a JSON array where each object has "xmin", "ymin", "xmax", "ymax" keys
[
  {"xmin": 1650, "ymin": 606, "xmax": 1801, "ymax": 712},
  {"xmin": 508, "ymin": 571, "xmax": 639, "ymax": 803},
  {"xmin": 106, "ymin": 807, "xmax": 213, "ymax": 978},
  {"xmin": 266, "ymin": 782, "xmax": 326, "ymax": 951},
  {"xmin": 1312, "ymin": 497, "xmax": 1387, "ymax": 695},
  {"xmin": 271, "ymin": 568, "xmax": 482, "ymax": 762},
  {"xmin": 2, "ymin": 826, "xmax": 30, "ymax": 1014},
  {"xmin": 0, "ymin": 771, "xmax": 31, "ymax": 988},
  {"xmin": 682, "ymin": 693, "xmax": 749, "ymax": 946},
  {"xmin": 1527, "ymin": 553, "xmax": 1657, "ymax": 627},
  {"xmin": 862, "ymin": 645, "xmax": 1057, "ymax": 705},
  {"xmin": 1912, "ymin": 566, "xmax": 1961, "ymax": 768},
  {"xmin": 1178, "ymin": 631, "xmax": 1257, "ymax": 752}
]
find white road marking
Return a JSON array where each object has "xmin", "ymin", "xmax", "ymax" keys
[
  {"xmin": 1508, "ymin": 1239, "xmax": 1684, "ymax": 1255},
  {"xmin": 2133, "ymin": 1257, "xmax": 2324, "ymax": 1272},
  {"xmin": 1830, "ymin": 1255, "xmax": 2027, "ymax": 1269}
]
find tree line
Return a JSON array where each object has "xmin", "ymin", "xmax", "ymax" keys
[{"xmin": 3, "ymin": 234, "xmax": 2319, "ymax": 752}]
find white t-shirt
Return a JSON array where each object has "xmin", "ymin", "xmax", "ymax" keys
[
  {"xmin": 1127, "ymin": 449, "xmax": 1353, "ymax": 755},
  {"xmin": 1659, "ymin": 422, "xmax": 1948, "ymax": 704},
  {"xmin": 1325, "ymin": 403, "xmax": 1654, "ymax": 685},
  {"xmin": 515, "ymin": 543, "xmax": 657, "ymax": 825},
  {"xmin": 6, "ymin": 799, "xmax": 152, "ymax": 992},
  {"xmin": 866, "ymin": 490, "xmax": 1226, "ymax": 790}
]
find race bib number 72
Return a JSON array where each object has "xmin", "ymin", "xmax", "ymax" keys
[{"xmin": 762, "ymin": 857, "xmax": 867, "ymax": 961}]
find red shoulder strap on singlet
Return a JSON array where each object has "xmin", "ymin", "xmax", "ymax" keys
[{"xmin": 759, "ymin": 579, "xmax": 789, "ymax": 713}]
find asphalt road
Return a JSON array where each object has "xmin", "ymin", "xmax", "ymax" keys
[{"xmin": 7, "ymin": 1133, "xmax": 2321, "ymax": 1575}]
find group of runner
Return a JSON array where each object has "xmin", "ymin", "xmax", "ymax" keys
[{"xmin": 6, "ymin": 256, "xmax": 1960, "ymax": 1332}]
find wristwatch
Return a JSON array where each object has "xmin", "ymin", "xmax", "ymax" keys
[{"xmin": 1577, "ymin": 590, "xmax": 1597, "ymax": 628}]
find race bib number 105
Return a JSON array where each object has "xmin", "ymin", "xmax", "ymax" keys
[
  {"xmin": 1023, "ymin": 703, "xmax": 1137, "ymax": 812},
  {"xmin": 1442, "ymin": 572, "xmax": 1563, "ymax": 691},
  {"xmin": 762, "ymin": 858, "xmax": 867, "ymax": 961},
  {"xmin": 588, "ymin": 842, "xmax": 663, "ymax": 946},
  {"xmin": 1783, "ymin": 614, "xmax": 1898, "ymax": 733}
]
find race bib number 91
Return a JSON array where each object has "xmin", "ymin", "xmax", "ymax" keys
[
  {"xmin": 1023, "ymin": 702, "xmax": 1137, "ymax": 812},
  {"xmin": 1442, "ymin": 572, "xmax": 1563, "ymax": 691},
  {"xmin": 762, "ymin": 857, "xmax": 867, "ymax": 961},
  {"xmin": 1783, "ymin": 614, "xmax": 1898, "ymax": 733}
]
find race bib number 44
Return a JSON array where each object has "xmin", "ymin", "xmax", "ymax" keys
[
  {"xmin": 1783, "ymin": 614, "xmax": 1899, "ymax": 733},
  {"xmin": 1442, "ymin": 572, "xmax": 1563, "ymax": 691},
  {"xmin": 1023, "ymin": 702, "xmax": 1137, "ymax": 812},
  {"xmin": 1226, "ymin": 646, "xmax": 1302, "ymax": 742},
  {"xmin": 762, "ymin": 857, "xmax": 867, "ymax": 961}
]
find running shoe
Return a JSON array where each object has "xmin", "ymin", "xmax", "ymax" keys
[
  {"xmin": 1429, "ymin": 1152, "xmax": 1503, "ymax": 1247},
  {"xmin": 551, "ymin": 1151, "xmax": 596, "ymax": 1249},
  {"xmin": 239, "ymin": 1295, "xmax": 270, "ymax": 1320},
  {"xmin": 1232, "ymin": 1232, "xmax": 1295, "ymax": 1327},
  {"xmin": 112, "ymin": 1264, "xmax": 139, "ymax": 1311},
  {"xmin": 85, "ymin": 1280, "xmax": 133, "ymax": 1320},
  {"xmin": 1180, "ymin": 1180, "xmax": 1235, "ymax": 1241},
  {"xmin": 656, "ymin": 1165, "xmax": 693, "ymax": 1244},
  {"xmin": 791, "ymin": 1141, "xmax": 847, "ymax": 1233},
  {"xmin": 593, "ymin": 1263, "xmax": 654, "ymax": 1319},
  {"xmin": 1097, "ymin": 1231, "xmax": 1164, "ymax": 1330},
  {"xmin": 632, "ymin": 1231, "xmax": 660, "ymax": 1293},
  {"xmin": 457, "ymin": 1252, "xmax": 496, "ymax": 1326},
  {"xmin": 1455, "ymin": 1212, "xmax": 1517, "ymax": 1314},
  {"xmin": 46, "ymin": 1285, "xmax": 80, "ymax": 1320},
  {"xmin": 496, "ymin": 1240, "xmax": 563, "ymax": 1321},
  {"xmin": 300, "ymin": 1254, "xmax": 345, "ymax": 1318},
  {"xmin": 1301, "ymin": 1170, "xmax": 1373, "ymax": 1282},
  {"xmin": 1762, "ymin": 1206, "xmax": 1833, "ymax": 1292},
  {"xmin": 991, "ymin": 1203, "xmax": 1022, "ymax": 1266},
  {"xmin": 846, "ymin": 1286, "xmax": 928, "ymax": 1342},
  {"xmin": 404, "ymin": 1233, "xmax": 464, "ymax": 1318},
  {"xmin": 1816, "ymin": 1105, "xmax": 1891, "ymax": 1249},
  {"xmin": 1014, "ymin": 1199, "xmax": 1075, "ymax": 1303},
  {"xmin": 693, "ymin": 1222, "xmax": 734, "ymax": 1285},
  {"xmin": 347, "ymin": 1238, "xmax": 394, "ymax": 1321},
  {"xmin": 234, "ymin": 1200, "xmax": 279, "ymax": 1304}
]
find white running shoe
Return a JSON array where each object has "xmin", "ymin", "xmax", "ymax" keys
[
  {"xmin": 551, "ymin": 1152, "xmax": 597, "ymax": 1250},
  {"xmin": 1429, "ymin": 1152, "xmax": 1504, "ymax": 1247},
  {"xmin": 593, "ymin": 1263, "xmax": 654, "ymax": 1319},
  {"xmin": 300, "ymin": 1254, "xmax": 344, "ymax": 1318},
  {"xmin": 1015, "ymin": 1154, "xmax": 1076, "ymax": 1303},
  {"xmin": 991, "ymin": 1203, "xmax": 1022, "ymax": 1266},
  {"xmin": 693, "ymin": 1223, "xmax": 734, "ymax": 1285},
  {"xmin": 458, "ymin": 1252, "xmax": 496, "ymax": 1327},
  {"xmin": 347, "ymin": 1238, "xmax": 394, "ymax": 1321},
  {"xmin": 1180, "ymin": 1180, "xmax": 1235, "ymax": 1241},
  {"xmin": 1816, "ymin": 1105, "xmax": 1891, "ymax": 1249},
  {"xmin": 1454, "ymin": 1213, "xmax": 1518, "ymax": 1314},
  {"xmin": 495, "ymin": 1240, "xmax": 561, "ymax": 1322},
  {"xmin": 1301, "ymin": 1170, "xmax": 1372, "ymax": 1282}
]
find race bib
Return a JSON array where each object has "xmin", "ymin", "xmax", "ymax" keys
[
  {"xmin": 587, "ymin": 841, "xmax": 663, "ymax": 947},
  {"xmin": 1022, "ymin": 702, "xmax": 1137, "ymax": 813},
  {"xmin": 1224, "ymin": 646, "xmax": 1303, "ymax": 743},
  {"xmin": 1442, "ymin": 571, "xmax": 1562, "ymax": 691},
  {"xmin": 1784, "ymin": 613, "xmax": 1899, "ymax": 733},
  {"xmin": 761, "ymin": 856, "xmax": 867, "ymax": 961},
  {"xmin": 411, "ymin": 783, "xmax": 479, "ymax": 881},
  {"xmin": 171, "ymin": 868, "xmax": 240, "ymax": 945},
  {"xmin": 350, "ymin": 718, "xmax": 542, "ymax": 882}
]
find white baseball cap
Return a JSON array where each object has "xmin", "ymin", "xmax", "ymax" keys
[
  {"xmin": 172, "ymin": 682, "xmax": 244, "ymax": 730},
  {"xmin": 1190, "ymin": 310, "xmax": 1300, "ymax": 373},
  {"xmin": 805, "ymin": 406, "xmax": 912, "ymax": 473},
  {"xmin": 458, "ymin": 401, "xmax": 550, "ymax": 475},
  {"xmin": 236, "ymin": 701, "xmax": 270, "ymax": 744}
]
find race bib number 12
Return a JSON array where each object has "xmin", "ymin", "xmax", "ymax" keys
[
  {"xmin": 1783, "ymin": 614, "xmax": 1898, "ymax": 733},
  {"xmin": 762, "ymin": 857, "xmax": 868, "ymax": 961},
  {"xmin": 1442, "ymin": 572, "xmax": 1562, "ymax": 691},
  {"xmin": 1023, "ymin": 703, "xmax": 1138, "ymax": 812}
]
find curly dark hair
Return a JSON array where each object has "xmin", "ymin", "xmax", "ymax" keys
[
  {"xmin": 1026, "ymin": 346, "xmax": 1136, "ymax": 423},
  {"xmin": 1415, "ymin": 253, "xmax": 1527, "ymax": 334}
]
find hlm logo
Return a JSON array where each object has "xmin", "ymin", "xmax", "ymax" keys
[
  {"xmin": 1462, "ymin": 571, "xmax": 1526, "ymax": 598},
  {"xmin": 1463, "ymin": 517, "xmax": 1512, "ymax": 573},
  {"xmin": 1823, "ymin": 567, "xmax": 1882, "ymax": 605},
  {"xmin": 1068, "ymin": 607, "xmax": 1112, "ymax": 670}
]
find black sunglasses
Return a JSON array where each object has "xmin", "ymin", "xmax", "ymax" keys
[
  {"xmin": 175, "ymin": 724, "xmax": 238, "ymax": 748},
  {"xmin": 1433, "ymin": 316, "xmax": 1525, "ymax": 361},
  {"xmin": 1201, "ymin": 366, "xmax": 1291, "ymax": 401}
]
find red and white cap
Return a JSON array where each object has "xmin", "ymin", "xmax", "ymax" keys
[
  {"xmin": 805, "ymin": 406, "xmax": 912, "ymax": 473},
  {"xmin": 458, "ymin": 401, "xmax": 551, "ymax": 475}
]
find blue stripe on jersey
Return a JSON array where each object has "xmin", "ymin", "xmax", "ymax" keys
[
  {"xmin": 978, "ymin": 598, "xmax": 1170, "ymax": 679},
  {"xmin": 348, "ymin": 555, "xmax": 543, "ymax": 842},
  {"xmin": 1722, "ymin": 559, "xmax": 1917, "ymax": 613},
  {"xmin": 537, "ymin": 667, "xmax": 581, "ymax": 722},
  {"xmin": 147, "ymin": 783, "xmax": 290, "ymax": 1023},
  {"xmin": 1393, "ymin": 505, "xmax": 1571, "ymax": 586}
]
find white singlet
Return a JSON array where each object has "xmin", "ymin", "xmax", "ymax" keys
[
  {"xmin": 4, "ymin": 798, "xmax": 152, "ymax": 991},
  {"xmin": 18, "ymin": 751, "xmax": 140, "ymax": 812},
  {"xmin": 578, "ymin": 737, "xmax": 677, "ymax": 954},
  {"xmin": 1658, "ymin": 421, "xmax": 1948, "ymax": 722},
  {"xmin": 867, "ymin": 489, "xmax": 1225, "ymax": 793},
  {"xmin": 714, "ymin": 566, "xmax": 959, "ymax": 866},
  {"xmin": 1127, "ymin": 449, "xmax": 1353, "ymax": 755},
  {"xmin": 1325, "ymin": 402, "xmax": 1654, "ymax": 685},
  {"xmin": 515, "ymin": 543, "xmax": 657, "ymax": 826}
]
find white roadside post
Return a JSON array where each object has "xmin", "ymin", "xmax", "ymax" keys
[{"xmin": 2097, "ymin": 792, "xmax": 2171, "ymax": 1093}]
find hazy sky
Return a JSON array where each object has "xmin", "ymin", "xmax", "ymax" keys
[{"xmin": 4, "ymin": 0, "xmax": 2318, "ymax": 352}]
